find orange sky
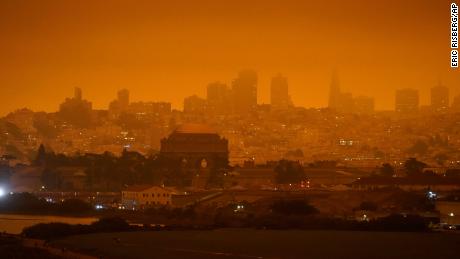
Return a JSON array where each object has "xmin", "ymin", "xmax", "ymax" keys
[{"xmin": 0, "ymin": 0, "xmax": 456, "ymax": 115}]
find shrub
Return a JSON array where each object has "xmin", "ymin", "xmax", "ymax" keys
[{"xmin": 270, "ymin": 199, "xmax": 319, "ymax": 216}]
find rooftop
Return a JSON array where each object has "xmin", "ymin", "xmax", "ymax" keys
[{"xmin": 174, "ymin": 123, "xmax": 217, "ymax": 134}]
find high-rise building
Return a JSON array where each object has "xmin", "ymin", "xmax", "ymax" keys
[
  {"xmin": 431, "ymin": 84, "xmax": 449, "ymax": 112},
  {"xmin": 270, "ymin": 74, "xmax": 291, "ymax": 110},
  {"xmin": 231, "ymin": 70, "xmax": 257, "ymax": 114},
  {"xmin": 184, "ymin": 95, "xmax": 207, "ymax": 114},
  {"xmin": 328, "ymin": 71, "xmax": 341, "ymax": 109},
  {"xmin": 353, "ymin": 96, "xmax": 375, "ymax": 114},
  {"xmin": 327, "ymin": 71, "xmax": 356, "ymax": 113},
  {"xmin": 59, "ymin": 88, "xmax": 93, "ymax": 127},
  {"xmin": 395, "ymin": 88, "xmax": 419, "ymax": 113},
  {"xmin": 452, "ymin": 94, "xmax": 460, "ymax": 112},
  {"xmin": 128, "ymin": 102, "xmax": 171, "ymax": 116},
  {"xmin": 207, "ymin": 82, "xmax": 231, "ymax": 115},
  {"xmin": 117, "ymin": 89, "xmax": 130, "ymax": 110},
  {"xmin": 74, "ymin": 87, "xmax": 82, "ymax": 101},
  {"xmin": 109, "ymin": 89, "xmax": 130, "ymax": 118}
]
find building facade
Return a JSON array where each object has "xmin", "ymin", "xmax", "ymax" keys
[
  {"xmin": 270, "ymin": 74, "xmax": 291, "ymax": 110},
  {"xmin": 122, "ymin": 185, "xmax": 174, "ymax": 209},
  {"xmin": 160, "ymin": 124, "xmax": 229, "ymax": 188},
  {"xmin": 207, "ymin": 82, "xmax": 232, "ymax": 115},
  {"xmin": 431, "ymin": 85, "xmax": 449, "ymax": 112},
  {"xmin": 395, "ymin": 88, "xmax": 419, "ymax": 113},
  {"xmin": 231, "ymin": 70, "xmax": 258, "ymax": 114}
]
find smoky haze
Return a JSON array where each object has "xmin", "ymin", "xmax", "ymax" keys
[{"xmin": 0, "ymin": 0, "xmax": 455, "ymax": 115}]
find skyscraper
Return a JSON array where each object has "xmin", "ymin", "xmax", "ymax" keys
[
  {"xmin": 184, "ymin": 95, "xmax": 207, "ymax": 114},
  {"xmin": 231, "ymin": 70, "xmax": 257, "ymax": 114},
  {"xmin": 117, "ymin": 89, "xmax": 130, "ymax": 110},
  {"xmin": 108, "ymin": 89, "xmax": 130, "ymax": 118},
  {"xmin": 452, "ymin": 94, "xmax": 460, "ymax": 112},
  {"xmin": 206, "ymin": 82, "xmax": 231, "ymax": 115},
  {"xmin": 59, "ymin": 88, "xmax": 93, "ymax": 127},
  {"xmin": 74, "ymin": 87, "xmax": 82, "ymax": 101},
  {"xmin": 270, "ymin": 74, "xmax": 291, "ymax": 110},
  {"xmin": 328, "ymin": 71, "xmax": 341, "ymax": 109},
  {"xmin": 431, "ymin": 84, "xmax": 449, "ymax": 112},
  {"xmin": 327, "ymin": 72, "xmax": 355, "ymax": 113},
  {"xmin": 395, "ymin": 89, "xmax": 419, "ymax": 113}
]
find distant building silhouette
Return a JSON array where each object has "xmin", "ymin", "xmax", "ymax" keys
[
  {"xmin": 452, "ymin": 94, "xmax": 460, "ymax": 112},
  {"xmin": 327, "ymin": 72, "xmax": 355, "ymax": 113},
  {"xmin": 231, "ymin": 70, "xmax": 258, "ymax": 114},
  {"xmin": 128, "ymin": 101, "xmax": 171, "ymax": 116},
  {"xmin": 270, "ymin": 74, "xmax": 291, "ymax": 110},
  {"xmin": 74, "ymin": 87, "xmax": 82, "ymax": 101},
  {"xmin": 328, "ymin": 71, "xmax": 341, "ymax": 110},
  {"xmin": 431, "ymin": 84, "xmax": 449, "ymax": 112},
  {"xmin": 117, "ymin": 89, "xmax": 130, "ymax": 110},
  {"xmin": 395, "ymin": 88, "xmax": 419, "ymax": 113},
  {"xmin": 109, "ymin": 89, "xmax": 130, "ymax": 118},
  {"xmin": 58, "ymin": 87, "xmax": 93, "ymax": 127},
  {"xmin": 206, "ymin": 82, "xmax": 231, "ymax": 115},
  {"xmin": 183, "ymin": 95, "xmax": 207, "ymax": 114}
]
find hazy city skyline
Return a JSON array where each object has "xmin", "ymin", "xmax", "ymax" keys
[
  {"xmin": 1, "ymin": 2, "xmax": 460, "ymax": 256},
  {"xmin": 0, "ymin": 0, "xmax": 456, "ymax": 115},
  {"xmin": 0, "ymin": 70, "xmax": 455, "ymax": 116}
]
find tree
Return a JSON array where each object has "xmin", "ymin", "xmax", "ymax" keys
[
  {"xmin": 445, "ymin": 169, "xmax": 460, "ymax": 178},
  {"xmin": 403, "ymin": 158, "xmax": 427, "ymax": 177},
  {"xmin": 34, "ymin": 144, "xmax": 46, "ymax": 166},
  {"xmin": 434, "ymin": 153, "xmax": 449, "ymax": 166},
  {"xmin": 40, "ymin": 167, "xmax": 62, "ymax": 190},
  {"xmin": 379, "ymin": 163, "xmax": 394, "ymax": 177},
  {"xmin": 407, "ymin": 140, "xmax": 428, "ymax": 155},
  {"xmin": 271, "ymin": 199, "xmax": 319, "ymax": 215},
  {"xmin": 275, "ymin": 160, "xmax": 305, "ymax": 184},
  {"xmin": 33, "ymin": 112, "xmax": 58, "ymax": 138},
  {"xmin": 358, "ymin": 201, "xmax": 378, "ymax": 211}
]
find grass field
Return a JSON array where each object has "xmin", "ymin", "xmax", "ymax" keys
[{"xmin": 53, "ymin": 229, "xmax": 460, "ymax": 259}]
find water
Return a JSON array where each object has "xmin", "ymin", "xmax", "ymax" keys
[{"xmin": 0, "ymin": 214, "xmax": 98, "ymax": 234}]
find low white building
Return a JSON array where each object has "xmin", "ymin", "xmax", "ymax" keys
[{"xmin": 122, "ymin": 185, "xmax": 175, "ymax": 209}]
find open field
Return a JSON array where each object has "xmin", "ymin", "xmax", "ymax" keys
[{"xmin": 53, "ymin": 229, "xmax": 460, "ymax": 259}]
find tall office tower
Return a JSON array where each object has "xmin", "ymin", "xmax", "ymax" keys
[
  {"xmin": 59, "ymin": 88, "xmax": 93, "ymax": 127},
  {"xmin": 270, "ymin": 74, "xmax": 291, "ymax": 110},
  {"xmin": 108, "ymin": 89, "xmax": 130, "ymax": 118},
  {"xmin": 117, "ymin": 89, "xmax": 130, "ymax": 110},
  {"xmin": 184, "ymin": 95, "xmax": 207, "ymax": 114},
  {"xmin": 74, "ymin": 87, "xmax": 82, "ymax": 101},
  {"xmin": 431, "ymin": 84, "xmax": 449, "ymax": 112},
  {"xmin": 231, "ymin": 70, "xmax": 258, "ymax": 114},
  {"xmin": 328, "ymin": 71, "xmax": 341, "ymax": 109},
  {"xmin": 452, "ymin": 94, "xmax": 460, "ymax": 112},
  {"xmin": 354, "ymin": 96, "xmax": 375, "ymax": 114},
  {"xmin": 207, "ymin": 82, "xmax": 231, "ymax": 115},
  {"xmin": 395, "ymin": 88, "xmax": 419, "ymax": 113}
]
